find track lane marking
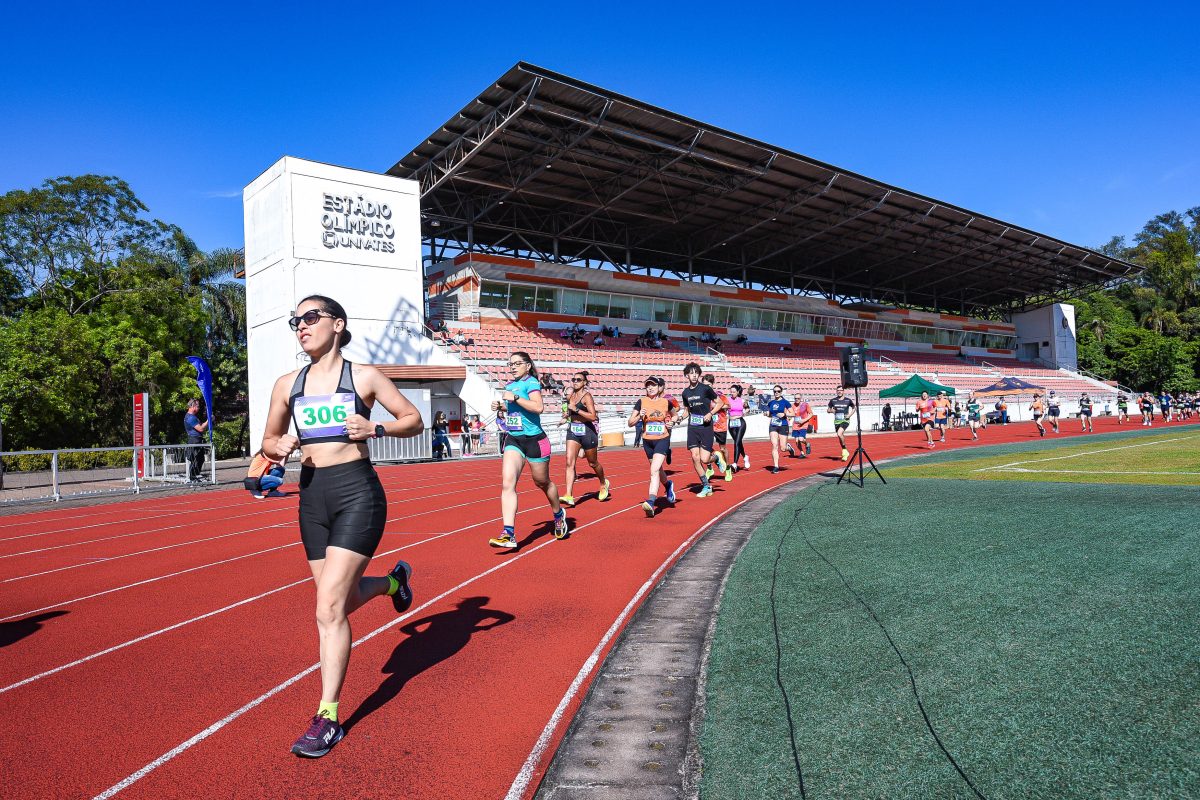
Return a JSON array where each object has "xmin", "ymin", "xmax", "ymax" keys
[{"xmin": 90, "ymin": 501, "xmax": 642, "ymax": 800}]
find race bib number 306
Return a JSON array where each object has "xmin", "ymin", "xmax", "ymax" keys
[{"xmin": 296, "ymin": 393, "xmax": 354, "ymax": 439}]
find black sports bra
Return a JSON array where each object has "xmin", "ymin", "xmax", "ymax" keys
[{"xmin": 288, "ymin": 360, "xmax": 370, "ymax": 445}]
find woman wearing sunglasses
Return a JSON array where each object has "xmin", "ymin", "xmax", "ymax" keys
[
  {"xmin": 559, "ymin": 371, "xmax": 611, "ymax": 507},
  {"xmin": 261, "ymin": 295, "xmax": 423, "ymax": 758},
  {"xmin": 488, "ymin": 351, "xmax": 569, "ymax": 549}
]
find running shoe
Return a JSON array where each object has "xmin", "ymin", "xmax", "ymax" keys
[
  {"xmin": 841, "ymin": 448, "xmax": 850, "ymax": 462},
  {"xmin": 697, "ymin": 484, "xmax": 714, "ymax": 498},
  {"xmin": 641, "ymin": 500, "xmax": 655, "ymax": 517},
  {"xmin": 665, "ymin": 480, "xmax": 676, "ymax": 505},
  {"xmin": 715, "ymin": 451, "xmax": 727, "ymax": 471},
  {"xmin": 927, "ymin": 442, "xmax": 936, "ymax": 449},
  {"xmin": 705, "ymin": 466, "xmax": 713, "ymax": 480},
  {"xmin": 724, "ymin": 463, "xmax": 733, "ymax": 482},
  {"xmin": 598, "ymin": 480, "xmax": 610, "ymax": 502},
  {"xmin": 786, "ymin": 443, "xmax": 796, "ymax": 457},
  {"xmin": 553, "ymin": 512, "xmax": 570, "ymax": 540},
  {"xmin": 489, "ymin": 532, "xmax": 518, "ymax": 549},
  {"xmin": 743, "ymin": 456, "xmax": 751, "ymax": 470},
  {"xmin": 291, "ymin": 713, "xmax": 344, "ymax": 758},
  {"xmin": 560, "ymin": 495, "xmax": 576, "ymax": 507},
  {"xmin": 387, "ymin": 560, "xmax": 413, "ymax": 613},
  {"xmin": 1039, "ymin": 428, "xmax": 1045, "ymax": 437}
]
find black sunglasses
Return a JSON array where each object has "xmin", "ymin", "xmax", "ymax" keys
[{"xmin": 288, "ymin": 310, "xmax": 333, "ymax": 330}]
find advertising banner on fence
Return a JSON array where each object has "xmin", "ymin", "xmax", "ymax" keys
[{"xmin": 133, "ymin": 392, "xmax": 150, "ymax": 478}]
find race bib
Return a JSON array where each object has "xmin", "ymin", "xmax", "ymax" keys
[
  {"xmin": 295, "ymin": 393, "xmax": 354, "ymax": 439},
  {"xmin": 645, "ymin": 421, "xmax": 666, "ymax": 436},
  {"xmin": 689, "ymin": 413, "xmax": 705, "ymax": 426},
  {"xmin": 569, "ymin": 422, "xmax": 587, "ymax": 436},
  {"xmin": 504, "ymin": 413, "xmax": 524, "ymax": 432},
  {"xmin": 835, "ymin": 412, "xmax": 847, "ymax": 421},
  {"xmin": 728, "ymin": 418, "xmax": 742, "ymax": 428}
]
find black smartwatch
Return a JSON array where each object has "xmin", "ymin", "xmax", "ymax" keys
[{"xmin": 373, "ymin": 424, "xmax": 386, "ymax": 439}]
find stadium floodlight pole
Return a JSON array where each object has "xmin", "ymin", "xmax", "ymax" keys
[{"xmin": 837, "ymin": 384, "xmax": 885, "ymax": 488}]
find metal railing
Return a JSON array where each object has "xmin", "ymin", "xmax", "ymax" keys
[
  {"xmin": 978, "ymin": 360, "xmax": 1003, "ymax": 374},
  {"xmin": 0, "ymin": 444, "xmax": 216, "ymax": 504},
  {"xmin": 368, "ymin": 429, "xmax": 433, "ymax": 462}
]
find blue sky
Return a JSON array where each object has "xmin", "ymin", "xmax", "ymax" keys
[{"xmin": 3, "ymin": 2, "xmax": 1197, "ymax": 254}]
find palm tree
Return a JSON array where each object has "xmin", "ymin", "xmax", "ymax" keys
[{"xmin": 1088, "ymin": 317, "xmax": 1107, "ymax": 342}]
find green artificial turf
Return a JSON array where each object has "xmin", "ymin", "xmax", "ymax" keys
[{"xmin": 701, "ymin": 478, "xmax": 1200, "ymax": 799}]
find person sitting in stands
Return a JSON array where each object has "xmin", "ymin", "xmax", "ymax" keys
[
  {"xmin": 651, "ymin": 337, "xmax": 663, "ymax": 349},
  {"xmin": 451, "ymin": 331, "xmax": 472, "ymax": 346},
  {"xmin": 736, "ymin": 334, "xmax": 748, "ymax": 344},
  {"xmin": 593, "ymin": 334, "xmax": 605, "ymax": 347},
  {"xmin": 614, "ymin": 326, "xmax": 621, "ymax": 337}
]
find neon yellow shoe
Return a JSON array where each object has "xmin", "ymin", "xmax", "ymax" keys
[
  {"xmin": 841, "ymin": 449, "xmax": 850, "ymax": 462},
  {"xmin": 597, "ymin": 480, "xmax": 610, "ymax": 502},
  {"xmin": 560, "ymin": 495, "xmax": 576, "ymax": 507},
  {"xmin": 724, "ymin": 464, "xmax": 733, "ymax": 482}
]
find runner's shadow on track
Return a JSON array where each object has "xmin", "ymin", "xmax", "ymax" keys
[
  {"xmin": 0, "ymin": 610, "xmax": 68, "ymax": 648},
  {"xmin": 343, "ymin": 597, "xmax": 514, "ymax": 732},
  {"xmin": 515, "ymin": 518, "xmax": 569, "ymax": 550}
]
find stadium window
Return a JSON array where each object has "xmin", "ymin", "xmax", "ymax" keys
[
  {"xmin": 674, "ymin": 301, "xmax": 694, "ymax": 325},
  {"xmin": 652, "ymin": 299, "xmax": 673, "ymax": 322},
  {"xmin": 509, "ymin": 284, "xmax": 537, "ymax": 312},
  {"xmin": 759, "ymin": 310, "xmax": 778, "ymax": 331},
  {"xmin": 533, "ymin": 287, "xmax": 556, "ymax": 313},
  {"xmin": 585, "ymin": 292, "xmax": 610, "ymax": 318},
  {"xmin": 608, "ymin": 293, "xmax": 631, "ymax": 320},
  {"xmin": 696, "ymin": 304, "xmax": 711, "ymax": 325},
  {"xmin": 825, "ymin": 317, "xmax": 844, "ymax": 336},
  {"xmin": 630, "ymin": 297, "xmax": 652, "ymax": 321},
  {"xmin": 479, "ymin": 281, "xmax": 509, "ymax": 309},
  {"xmin": 560, "ymin": 289, "xmax": 586, "ymax": 316}
]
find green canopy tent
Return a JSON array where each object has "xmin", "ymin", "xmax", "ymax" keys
[
  {"xmin": 877, "ymin": 374, "xmax": 957, "ymax": 398},
  {"xmin": 876, "ymin": 374, "xmax": 956, "ymax": 430}
]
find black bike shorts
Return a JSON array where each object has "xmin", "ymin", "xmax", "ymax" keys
[{"xmin": 298, "ymin": 459, "xmax": 387, "ymax": 560}]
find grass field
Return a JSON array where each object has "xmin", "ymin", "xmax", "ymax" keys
[
  {"xmin": 887, "ymin": 428, "xmax": 1200, "ymax": 486},
  {"xmin": 701, "ymin": 436, "xmax": 1200, "ymax": 799}
]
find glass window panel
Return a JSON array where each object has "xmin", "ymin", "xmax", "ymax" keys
[
  {"xmin": 479, "ymin": 281, "xmax": 509, "ymax": 309},
  {"xmin": 695, "ymin": 304, "xmax": 711, "ymax": 326},
  {"xmin": 559, "ymin": 289, "xmax": 586, "ymax": 316},
  {"xmin": 674, "ymin": 301, "xmax": 694, "ymax": 325},
  {"xmin": 585, "ymin": 292, "xmax": 610, "ymax": 318},
  {"xmin": 607, "ymin": 293, "xmax": 631, "ymax": 320},
  {"xmin": 509, "ymin": 284, "xmax": 536, "ymax": 311},
  {"xmin": 652, "ymin": 299, "xmax": 673, "ymax": 322},
  {"xmin": 630, "ymin": 297, "xmax": 652, "ymax": 321},
  {"xmin": 759, "ymin": 310, "xmax": 778, "ymax": 331},
  {"xmin": 534, "ymin": 287, "xmax": 556, "ymax": 313}
]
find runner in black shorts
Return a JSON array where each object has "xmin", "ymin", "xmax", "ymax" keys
[
  {"xmin": 702, "ymin": 374, "xmax": 734, "ymax": 481},
  {"xmin": 827, "ymin": 386, "xmax": 855, "ymax": 462},
  {"xmin": 559, "ymin": 370, "xmax": 610, "ymax": 506},
  {"xmin": 630, "ymin": 376, "xmax": 677, "ymax": 516},
  {"xmin": 678, "ymin": 363, "xmax": 723, "ymax": 497},
  {"xmin": 1047, "ymin": 390, "xmax": 1062, "ymax": 433},
  {"xmin": 261, "ymin": 295, "xmax": 423, "ymax": 758}
]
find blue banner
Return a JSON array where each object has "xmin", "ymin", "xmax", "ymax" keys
[{"xmin": 186, "ymin": 356, "xmax": 214, "ymax": 442}]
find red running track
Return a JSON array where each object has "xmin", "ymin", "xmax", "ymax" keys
[{"xmin": 0, "ymin": 417, "xmax": 1160, "ymax": 799}]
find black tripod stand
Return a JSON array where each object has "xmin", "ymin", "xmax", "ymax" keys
[{"xmin": 838, "ymin": 385, "xmax": 885, "ymax": 487}]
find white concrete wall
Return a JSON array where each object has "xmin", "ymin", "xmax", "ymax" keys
[
  {"xmin": 243, "ymin": 157, "xmax": 422, "ymax": 449},
  {"xmin": 1013, "ymin": 303, "xmax": 1077, "ymax": 369}
]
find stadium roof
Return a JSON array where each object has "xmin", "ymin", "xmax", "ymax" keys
[{"xmin": 389, "ymin": 62, "xmax": 1139, "ymax": 316}]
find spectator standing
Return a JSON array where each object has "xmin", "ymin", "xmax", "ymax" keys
[{"xmin": 183, "ymin": 398, "xmax": 209, "ymax": 482}]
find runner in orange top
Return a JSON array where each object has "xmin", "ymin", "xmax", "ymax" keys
[
  {"xmin": 918, "ymin": 390, "xmax": 937, "ymax": 448},
  {"xmin": 1030, "ymin": 392, "xmax": 1046, "ymax": 437},
  {"xmin": 932, "ymin": 391, "xmax": 952, "ymax": 443}
]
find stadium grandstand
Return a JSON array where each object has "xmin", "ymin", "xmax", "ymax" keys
[{"xmin": 382, "ymin": 62, "xmax": 1139, "ymax": 448}]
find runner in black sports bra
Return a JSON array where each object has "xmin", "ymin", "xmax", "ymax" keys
[{"xmin": 260, "ymin": 294, "xmax": 423, "ymax": 758}]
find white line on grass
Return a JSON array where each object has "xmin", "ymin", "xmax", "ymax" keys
[
  {"xmin": 973, "ymin": 434, "xmax": 1200, "ymax": 472},
  {"xmin": 91, "ymin": 502, "xmax": 642, "ymax": 800},
  {"xmin": 992, "ymin": 468, "xmax": 1200, "ymax": 475}
]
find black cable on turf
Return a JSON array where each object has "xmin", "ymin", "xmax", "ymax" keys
[
  {"xmin": 795, "ymin": 511, "xmax": 989, "ymax": 800},
  {"xmin": 768, "ymin": 482, "xmax": 831, "ymax": 799}
]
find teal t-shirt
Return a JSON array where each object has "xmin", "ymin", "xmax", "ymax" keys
[{"xmin": 503, "ymin": 376, "xmax": 544, "ymax": 436}]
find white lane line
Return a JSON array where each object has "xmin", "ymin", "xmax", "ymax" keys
[
  {"xmin": 2, "ymin": 524, "xmax": 293, "ymax": 583},
  {"xmin": 0, "ymin": 579, "xmax": 310, "ymax": 695},
  {"xmin": 504, "ymin": 480, "xmax": 789, "ymax": 800},
  {"xmin": 973, "ymin": 434, "xmax": 1199, "ymax": 472},
  {"xmin": 91, "ymin": 502, "xmax": 641, "ymax": 800}
]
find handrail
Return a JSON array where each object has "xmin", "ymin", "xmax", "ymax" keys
[{"xmin": 978, "ymin": 360, "xmax": 1002, "ymax": 374}]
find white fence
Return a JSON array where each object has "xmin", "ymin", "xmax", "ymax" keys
[{"xmin": 0, "ymin": 444, "xmax": 216, "ymax": 504}]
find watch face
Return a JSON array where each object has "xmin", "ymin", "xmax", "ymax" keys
[{"xmin": 375, "ymin": 424, "xmax": 386, "ymax": 438}]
